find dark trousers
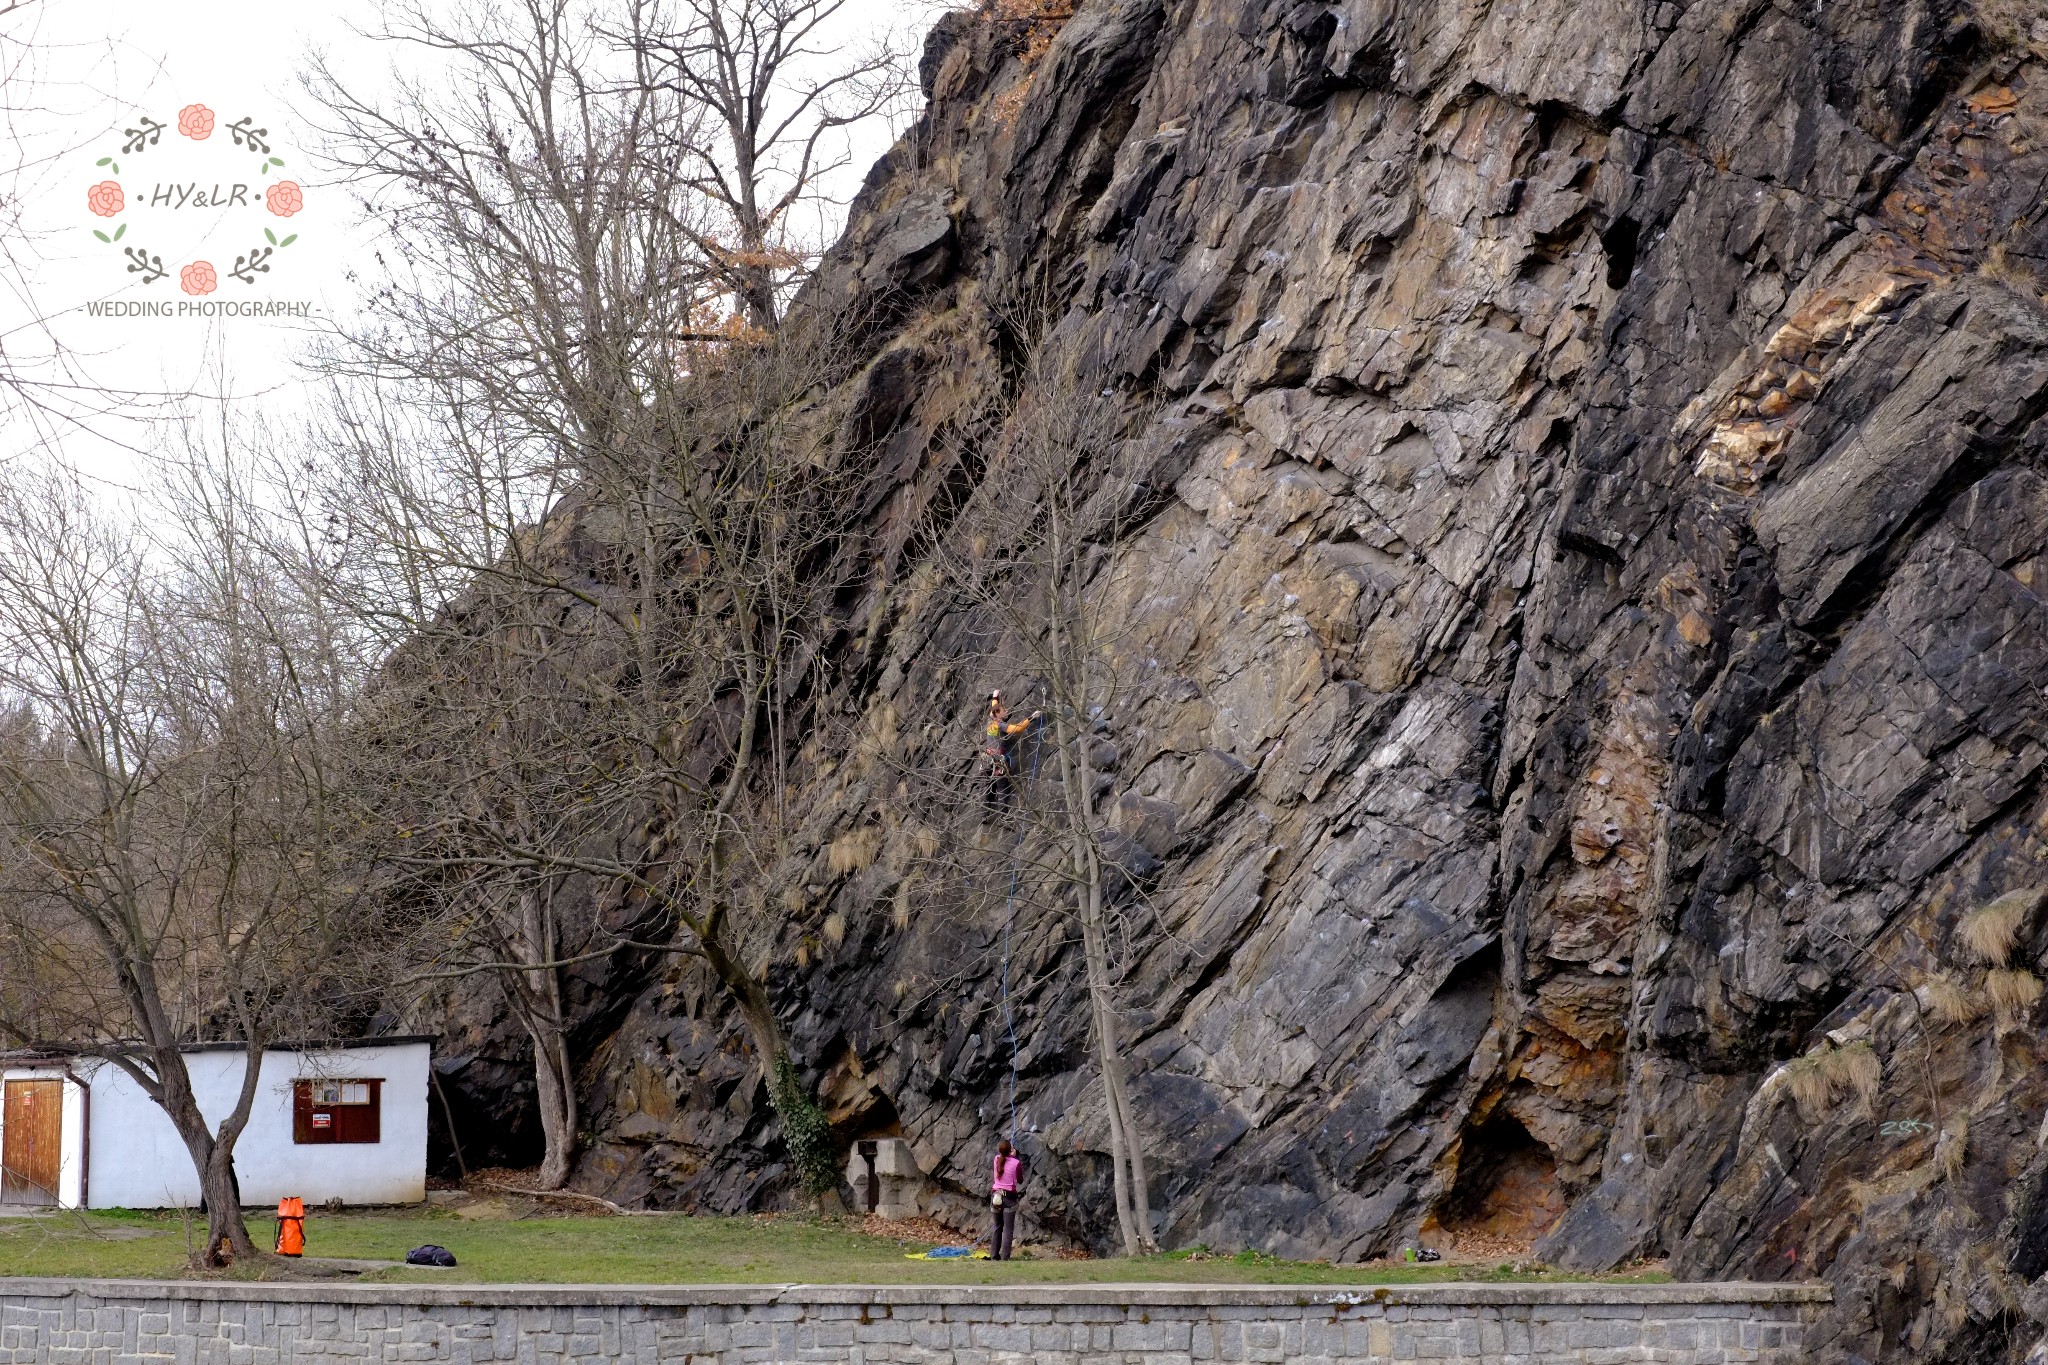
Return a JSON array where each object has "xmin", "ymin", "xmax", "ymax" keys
[
  {"xmin": 983, "ymin": 758, "xmax": 1016, "ymax": 812},
  {"xmin": 990, "ymin": 1199, "xmax": 1017, "ymax": 1260}
]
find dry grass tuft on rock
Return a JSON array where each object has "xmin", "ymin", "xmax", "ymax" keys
[
  {"xmin": 1786, "ymin": 1041, "xmax": 1883, "ymax": 1122},
  {"xmin": 1836, "ymin": 1041, "xmax": 1882, "ymax": 1113},
  {"xmin": 1921, "ymin": 973, "xmax": 1979, "ymax": 1027},
  {"xmin": 1957, "ymin": 888, "xmax": 2043, "ymax": 964},
  {"xmin": 1784, "ymin": 1056, "xmax": 1830, "ymax": 1121},
  {"xmin": 1981, "ymin": 245, "xmax": 2048, "ymax": 304},
  {"xmin": 1985, "ymin": 967, "xmax": 2044, "ymax": 1026},
  {"xmin": 1970, "ymin": 0, "xmax": 2048, "ymax": 54},
  {"xmin": 828, "ymin": 827, "xmax": 883, "ymax": 875},
  {"xmin": 1935, "ymin": 1118, "xmax": 1969, "ymax": 1184},
  {"xmin": 854, "ymin": 703, "xmax": 899, "ymax": 771}
]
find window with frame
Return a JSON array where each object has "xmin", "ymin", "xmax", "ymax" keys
[{"xmin": 292, "ymin": 1078, "xmax": 382, "ymax": 1144}]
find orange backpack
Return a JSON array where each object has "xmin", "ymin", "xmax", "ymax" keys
[{"xmin": 275, "ymin": 1196, "xmax": 305, "ymax": 1257}]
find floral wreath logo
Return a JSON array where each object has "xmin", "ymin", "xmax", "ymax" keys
[{"xmin": 86, "ymin": 103, "xmax": 305, "ymax": 295}]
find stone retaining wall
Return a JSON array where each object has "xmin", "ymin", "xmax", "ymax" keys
[{"xmin": 0, "ymin": 1279, "xmax": 1828, "ymax": 1363}]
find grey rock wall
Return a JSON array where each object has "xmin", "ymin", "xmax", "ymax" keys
[{"xmin": 423, "ymin": 1, "xmax": 2048, "ymax": 1361}]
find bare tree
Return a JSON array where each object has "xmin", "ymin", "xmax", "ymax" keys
[
  {"xmin": 0, "ymin": 4, "xmax": 192, "ymax": 467},
  {"xmin": 0, "ymin": 451, "xmax": 355, "ymax": 1264},
  {"xmin": 631, "ymin": 0, "xmax": 912, "ymax": 329},
  {"xmin": 338, "ymin": 563, "xmax": 597, "ymax": 1192},
  {"xmin": 917, "ymin": 320, "xmax": 1166, "ymax": 1255},
  {"xmin": 307, "ymin": 0, "xmax": 872, "ymax": 1194},
  {"xmin": 312, "ymin": 331, "xmax": 855, "ymax": 1194}
]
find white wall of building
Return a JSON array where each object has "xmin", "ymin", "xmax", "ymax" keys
[
  {"xmin": 83, "ymin": 1042, "xmax": 429, "ymax": 1210},
  {"xmin": 0, "ymin": 1067, "xmax": 88, "ymax": 1209},
  {"xmin": 59, "ymin": 1073, "xmax": 84, "ymax": 1209}
]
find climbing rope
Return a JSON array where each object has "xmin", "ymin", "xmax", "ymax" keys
[
  {"xmin": 1000, "ymin": 856, "xmax": 1021, "ymax": 1142},
  {"xmin": 996, "ymin": 715, "xmax": 1045, "ymax": 1143}
]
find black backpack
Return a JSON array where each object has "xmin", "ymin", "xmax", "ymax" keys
[{"xmin": 405, "ymin": 1244, "xmax": 458, "ymax": 1267}]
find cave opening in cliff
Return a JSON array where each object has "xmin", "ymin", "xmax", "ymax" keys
[
  {"xmin": 1437, "ymin": 1112, "xmax": 1566, "ymax": 1246},
  {"xmin": 1600, "ymin": 215, "xmax": 1640, "ymax": 289}
]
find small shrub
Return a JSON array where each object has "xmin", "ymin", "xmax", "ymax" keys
[
  {"xmin": 770, "ymin": 1054, "xmax": 841, "ymax": 1196},
  {"xmin": 1971, "ymin": 0, "xmax": 2047, "ymax": 52},
  {"xmin": 977, "ymin": 0, "xmax": 1075, "ymax": 129},
  {"xmin": 987, "ymin": 0, "xmax": 1075, "ymax": 65}
]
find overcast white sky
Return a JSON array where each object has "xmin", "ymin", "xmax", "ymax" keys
[{"xmin": 0, "ymin": 0, "xmax": 938, "ymax": 488}]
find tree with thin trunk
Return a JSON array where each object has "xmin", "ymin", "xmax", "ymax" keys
[
  {"xmin": 918, "ymin": 319, "xmax": 1166, "ymax": 1254},
  {"xmin": 0, "ymin": 451, "xmax": 356, "ymax": 1265}
]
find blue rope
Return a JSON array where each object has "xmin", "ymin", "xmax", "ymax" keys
[
  {"xmin": 996, "ymin": 720, "xmax": 1044, "ymax": 1143},
  {"xmin": 1001, "ymin": 857, "xmax": 1020, "ymax": 1142}
]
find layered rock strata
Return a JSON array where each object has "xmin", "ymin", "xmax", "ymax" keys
[{"xmin": 429, "ymin": 2, "xmax": 2048, "ymax": 1360}]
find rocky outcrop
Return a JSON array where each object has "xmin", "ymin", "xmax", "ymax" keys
[{"xmin": 430, "ymin": 1, "xmax": 2048, "ymax": 1360}]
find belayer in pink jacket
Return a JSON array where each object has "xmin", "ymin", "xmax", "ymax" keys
[{"xmin": 989, "ymin": 1139, "xmax": 1024, "ymax": 1260}]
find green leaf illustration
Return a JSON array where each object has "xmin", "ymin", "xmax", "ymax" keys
[
  {"xmin": 265, "ymin": 227, "xmax": 277, "ymax": 245},
  {"xmin": 113, "ymin": 223, "xmax": 126, "ymax": 240},
  {"xmin": 280, "ymin": 234, "xmax": 298, "ymax": 247},
  {"xmin": 93, "ymin": 229, "xmax": 109, "ymax": 242},
  {"xmin": 95, "ymin": 157, "xmax": 110, "ymax": 167}
]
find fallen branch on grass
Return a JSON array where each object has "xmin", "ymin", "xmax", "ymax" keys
[{"xmin": 471, "ymin": 1179, "xmax": 657, "ymax": 1216}]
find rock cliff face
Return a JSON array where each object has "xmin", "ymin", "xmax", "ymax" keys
[{"xmin": 429, "ymin": 1, "xmax": 2048, "ymax": 1359}]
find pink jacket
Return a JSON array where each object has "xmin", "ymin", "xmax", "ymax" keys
[{"xmin": 992, "ymin": 1154, "xmax": 1021, "ymax": 1193}]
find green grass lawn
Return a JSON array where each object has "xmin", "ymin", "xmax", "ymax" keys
[{"xmin": 0, "ymin": 1208, "xmax": 1671, "ymax": 1286}]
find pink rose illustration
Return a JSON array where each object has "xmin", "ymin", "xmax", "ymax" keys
[
  {"xmin": 178, "ymin": 104, "xmax": 214, "ymax": 140},
  {"xmin": 86, "ymin": 180, "xmax": 124, "ymax": 217},
  {"xmin": 180, "ymin": 261, "xmax": 218, "ymax": 296},
  {"xmin": 265, "ymin": 181, "xmax": 304, "ymax": 217}
]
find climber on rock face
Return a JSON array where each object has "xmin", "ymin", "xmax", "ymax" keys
[{"xmin": 981, "ymin": 690, "xmax": 1040, "ymax": 808}]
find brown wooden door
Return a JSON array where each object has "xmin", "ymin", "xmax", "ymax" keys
[{"xmin": 2, "ymin": 1080, "xmax": 62, "ymax": 1205}]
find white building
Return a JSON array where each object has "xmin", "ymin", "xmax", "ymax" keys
[{"xmin": 0, "ymin": 1038, "xmax": 431, "ymax": 1210}]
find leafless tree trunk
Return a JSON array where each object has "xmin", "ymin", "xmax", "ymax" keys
[
  {"xmin": 306, "ymin": 0, "xmax": 877, "ymax": 1195},
  {"xmin": 919, "ymin": 312, "xmax": 1164, "ymax": 1254},
  {"xmin": 518, "ymin": 884, "xmax": 578, "ymax": 1190},
  {"xmin": 0, "ymin": 446, "xmax": 357, "ymax": 1265}
]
